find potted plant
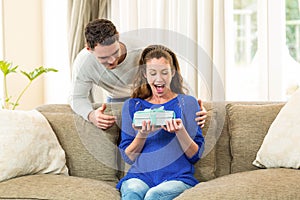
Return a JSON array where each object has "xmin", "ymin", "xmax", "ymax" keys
[{"xmin": 0, "ymin": 60, "xmax": 58, "ymax": 110}]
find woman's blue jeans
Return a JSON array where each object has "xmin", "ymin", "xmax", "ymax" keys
[{"xmin": 120, "ymin": 178, "xmax": 192, "ymax": 200}]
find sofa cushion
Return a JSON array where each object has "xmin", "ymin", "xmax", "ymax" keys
[
  {"xmin": 193, "ymin": 102, "xmax": 227, "ymax": 182},
  {"xmin": 175, "ymin": 168, "xmax": 300, "ymax": 200},
  {"xmin": 0, "ymin": 109, "xmax": 68, "ymax": 183},
  {"xmin": 226, "ymin": 103, "xmax": 284, "ymax": 173},
  {"xmin": 0, "ymin": 174, "xmax": 120, "ymax": 200},
  {"xmin": 36, "ymin": 103, "xmax": 123, "ymax": 184},
  {"xmin": 253, "ymin": 89, "xmax": 300, "ymax": 168},
  {"xmin": 193, "ymin": 102, "xmax": 216, "ymax": 182},
  {"xmin": 214, "ymin": 108, "xmax": 231, "ymax": 178}
]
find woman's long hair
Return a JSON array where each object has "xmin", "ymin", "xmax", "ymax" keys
[{"xmin": 131, "ymin": 45, "xmax": 188, "ymax": 99}]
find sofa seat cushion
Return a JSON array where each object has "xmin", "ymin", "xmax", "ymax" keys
[
  {"xmin": 175, "ymin": 168, "xmax": 300, "ymax": 200},
  {"xmin": 0, "ymin": 174, "xmax": 120, "ymax": 200}
]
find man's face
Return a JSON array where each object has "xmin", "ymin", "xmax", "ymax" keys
[{"xmin": 90, "ymin": 41, "xmax": 121, "ymax": 70}]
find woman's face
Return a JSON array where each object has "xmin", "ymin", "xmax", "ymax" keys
[{"xmin": 145, "ymin": 57, "xmax": 174, "ymax": 98}]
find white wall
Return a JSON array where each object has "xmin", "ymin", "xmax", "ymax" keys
[
  {"xmin": 0, "ymin": 0, "xmax": 3, "ymax": 106},
  {"xmin": 2, "ymin": 0, "xmax": 43, "ymax": 110},
  {"xmin": 1, "ymin": 0, "xmax": 69, "ymax": 110}
]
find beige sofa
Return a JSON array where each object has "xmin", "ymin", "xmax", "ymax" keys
[{"xmin": 0, "ymin": 101, "xmax": 300, "ymax": 200}]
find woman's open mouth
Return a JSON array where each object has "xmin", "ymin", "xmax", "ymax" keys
[{"xmin": 154, "ymin": 84, "xmax": 165, "ymax": 93}]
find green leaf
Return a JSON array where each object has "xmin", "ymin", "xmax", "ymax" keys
[
  {"xmin": 20, "ymin": 66, "xmax": 58, "ymax": 81},
  {"xmin": 0, "ymin": 60, "xmax": 18, "ymax": 76},
  {"xmin": 1, "ymin": 61, "xmax": 58, "ymax": 110}
]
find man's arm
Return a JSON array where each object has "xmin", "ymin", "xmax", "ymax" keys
[
  {"xmin": 69, "ymin": 49, "xmax": 117, "ymax": 129},
  {"xmin": 69, "ymin": 76, "xmax": 95, "ymax": 121},
  {"xmin": 70, "ymin": 80, "xmax": 116, "ymax": 129}
]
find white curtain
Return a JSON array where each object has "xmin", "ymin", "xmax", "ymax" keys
[
  {"xmin": 110, "ymin": 0, "xmax": 226, "ymax": 101},
  {"xmin": 68, "ymin": 0, "xmax": 110, "ymax": 103}
]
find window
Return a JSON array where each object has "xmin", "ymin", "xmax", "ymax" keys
[
  {"xmin": 285, "ymin": 0, "xmax": 300, "ymax": 96},
  {"xmin": 226, "ymin": 0, "xmax": 300, "ymax": 101},
  {"xmin": 286, "ymin": 0, "xmax": 300, "ymax": 62},
  {"xmin": 226, "ymin": 0, "xmax": 260, "ymax": 101}
]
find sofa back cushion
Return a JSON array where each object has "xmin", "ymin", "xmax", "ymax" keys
[
  {"xmin": 194, "ymin": 102, "xmax": 229, "ymax": 181},
  {"xmin": 193, "ymin": 102, "xmax": 216, "ymax": 182},
  {"xmin": 226, "ymin": 103, "xmax": 284, "ymax": 174},
  {"xmin": 37, "ymin": 102, "xmax": 285, "ymax": 183},
  {"xmin": 36, "ymin": 103, "xmax": 123, "ymax": 184},
  {"xmin": 214, "ymin": 103, "xmax": 231, "ymax": 178}
]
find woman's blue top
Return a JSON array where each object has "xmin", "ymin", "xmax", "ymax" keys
[{"xmin": 116, "ymin": 94, "xmax": 204, "ymax": 189}]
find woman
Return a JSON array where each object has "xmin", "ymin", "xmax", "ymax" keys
[{"xmin": 117, "ymin": 45, "xmax": 204, "ymax": 200}]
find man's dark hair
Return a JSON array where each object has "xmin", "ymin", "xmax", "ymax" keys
[{"xmin": 85, "ymin": 19, "xmax": 119, "ymax": 50}]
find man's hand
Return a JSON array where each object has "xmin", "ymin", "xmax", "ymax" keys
[
  {"xmin": 88, "ymin": 103, "xmax": 116, "ymax": 129},
  {"xmin": 196, "ymin": 99, "xmax": 207, "ymax": 128}
]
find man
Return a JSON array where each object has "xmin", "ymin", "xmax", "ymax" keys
[{"xmin": 70, "ymin": 18, "xmax": 207, "ymax": 130}]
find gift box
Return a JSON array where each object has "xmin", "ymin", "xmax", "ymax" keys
[{"xmin": 133, "ymin": 106, "xmax": 175, "ymax": 127}]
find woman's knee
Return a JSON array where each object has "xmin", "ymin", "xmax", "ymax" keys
[
  {"xmin": 120, "ymin": 178, "xmax": 149, "ymax": 200},
  {"xmin": 144, "ymin": 181, "xmax": 191, "ymax": 200}
]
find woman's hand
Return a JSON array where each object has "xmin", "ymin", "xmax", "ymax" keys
[
  {"xmin": 132, "ymin": 120, "xmax": 159, "ymax": 138},
  {"xmin": 163, "ymin": 119, "xmax": 184, "ymax": 133},
  {"xmin": 125, "ymin": 120, "xmax": 159, "ymax": 161}
]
